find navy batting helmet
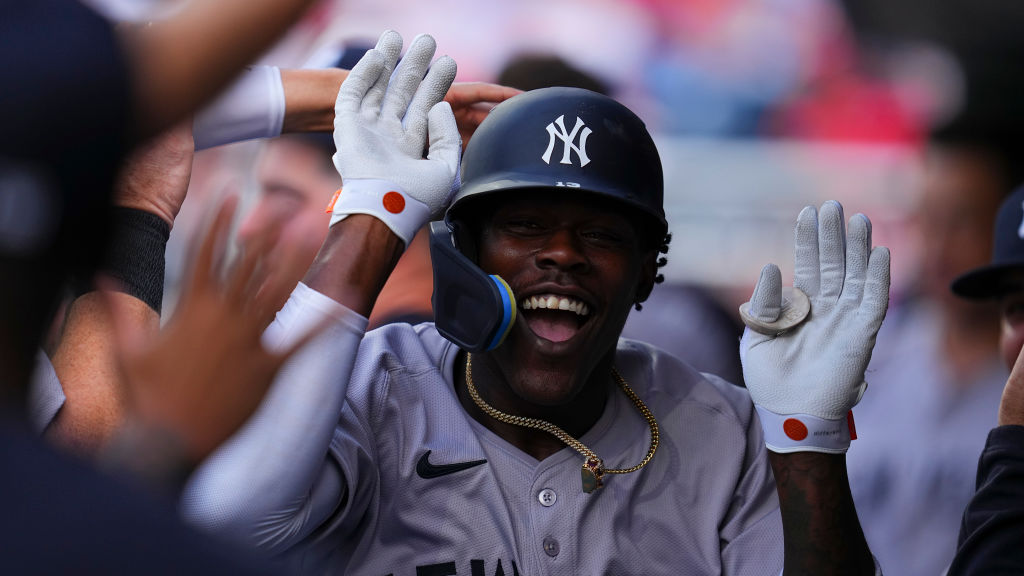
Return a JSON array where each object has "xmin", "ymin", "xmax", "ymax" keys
[{"xmin": 448, "ymin": 86, "xmax": 667, "ymax": 238}]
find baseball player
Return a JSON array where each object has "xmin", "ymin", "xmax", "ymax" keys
[
  {"xmin": 183, "ymin": 30, "xmax": 887, "ymax": 575},
  {"xmin": 946, "ymin": 183, "xmax": 1024, "ymax": 573}
]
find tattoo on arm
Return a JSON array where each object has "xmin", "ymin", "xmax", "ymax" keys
[{"xmin": 769, "ymin": 452, "xmax": 875, "ymax": 576}]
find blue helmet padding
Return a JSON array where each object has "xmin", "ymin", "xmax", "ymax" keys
[
  {"xmin": 485, "ymin": 275, "xmax": 516, "ymax": 350},
  {"xmin": 429, "ymin": 221, "xmax": 517, "ymax": 352}
]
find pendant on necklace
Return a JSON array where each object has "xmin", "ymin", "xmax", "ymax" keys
[{"xmin": 581, "ymin": 458, "xmax": 604, "ymax": 494}]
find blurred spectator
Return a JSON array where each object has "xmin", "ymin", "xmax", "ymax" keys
[
  {"xmin": 759, "ymin": 0, "xmax": 921, "ymax": 143},
  {"xmin": 840, "ymin": 0, "xmax": 1024, "ymax": 146},
  {"xmin": 845, "ymin": 137, "xmax": 1017, "ymax": 576},
  {"xmin": 497, "ymin": 53, "xmax": 610, "ymax": 94},
  {"xmin": 947, "ymin": 183, "xmax": 1024, "ymax": 574},
  {"xmin": 618, "ymin": 0, "xmax": 925, "ymax": 141},
  {"xmin": 623, "ymin": 283, "xmax": 745, "ymax": 386}
]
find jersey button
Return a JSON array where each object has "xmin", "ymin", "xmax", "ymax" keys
[
  {"xmin": 542, "ymin": 536, "xmax": 560, "ymax": 557},
  {"xmin": 537, "ymin": 488, "xmax": 557, "ymax": 507}
]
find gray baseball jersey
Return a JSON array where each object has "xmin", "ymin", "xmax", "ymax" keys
[
  {"xmin": 183, "ymin": 283, "xmax": 783, "ymax": 575},
  {"xmin": 29, "ymin": 351, "xmax": 65, "ymax": 433}
]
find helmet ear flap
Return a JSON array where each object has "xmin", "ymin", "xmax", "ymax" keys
[{"xmin": 429, "ymin": 221, "xmax": 516, "ymax": 352}]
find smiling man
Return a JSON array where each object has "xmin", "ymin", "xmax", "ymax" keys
[{"xmin": 184, "ymin": 30, "xmax": 885, "ymax": 575}]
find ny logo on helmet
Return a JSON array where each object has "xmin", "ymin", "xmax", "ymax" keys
[{"xmin": 542, "ymin": 115, "xmax": 592, "ymax": 167}]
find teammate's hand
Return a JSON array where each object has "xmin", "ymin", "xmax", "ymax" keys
[
  {"xmin": 739, "ymin": 201, "xmax": 890, "ymax": 453},
  {"xmin": 114, "ymin": 122, "xmax": 195, "ymax": 227},
  {"xmin": 1000, "ymin": 339, "xmax": 1024, "ymax": 427},
  {"xmin": 329, "ymin": 30, "xmax": 460, "ymax": 247},
  {"xmin": 445, "ymin": 82, "xmax": 522, "ymax": 150},
  {"xmin": 104, "ymin": 196, "xmax": 324, "ymax": 463}
]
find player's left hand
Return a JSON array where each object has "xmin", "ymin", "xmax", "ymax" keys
[{"xmin": 739, "ymin": 200, "xmax": 890, "ymax": 453}]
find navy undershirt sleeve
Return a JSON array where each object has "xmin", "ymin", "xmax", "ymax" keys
[{"xmin": 948, "ymin": 425, "xmax": 1024, "ymax": 575}]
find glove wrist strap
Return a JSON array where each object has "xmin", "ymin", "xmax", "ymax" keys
[
  {"xmin": 328, "ymin": 178, "xmax": 430, "ymax": 247},
  {"xmin": 755, "ymin": 406, "xmax": 853, "ymax": 454}
]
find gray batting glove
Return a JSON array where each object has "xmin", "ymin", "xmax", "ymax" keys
[
  {"xmin": 328, "ymin": 30, "xmax": 461, "ymax": 248},
  {"xmin": 739, "ymin": 201, "xmax": 890, "ymax": 453}
]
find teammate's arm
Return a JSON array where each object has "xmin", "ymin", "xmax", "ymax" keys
[
  {"xmin": 181, "ymin": 31, "xmax": 460, "ymax": 552},
  {"xmin": 278, "ymin": 73, "xmax": 519, "ymax": 146},
  {"xmin": 948, "ymin": 332, "xmax": 1024, "ymax": 574},
  {"xmin": 194, "ymin": 66, "xmax": 518, "ymax": 152},
  {"xmin": 47, "ymin": 124, "xmax": 194, "ymax": 455},
  {"xmin": 117, "ymin": 0, "xmax": 320, "ymax": 140},
  {"xmin": 279, "ymin": 68, "xmax": 351, "ymax": 134}
]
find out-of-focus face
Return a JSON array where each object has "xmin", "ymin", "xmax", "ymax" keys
[
  {"xmin": 238, "ymin": 137, "xmax": 339, "ymax": 287},
  {"xmin": 999, "ymin": 281, "xmax": 1024, "ymax": 371},
  {"xmin": 916, "ymin": 147, "xmax": 1005, "ymax": 306}
]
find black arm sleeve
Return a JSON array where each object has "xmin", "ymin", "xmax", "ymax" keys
[{"xmin": 948, "ymin": 425, "xmax": 1024, "ymax": 575}]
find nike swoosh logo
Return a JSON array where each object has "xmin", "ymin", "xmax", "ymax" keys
[{"xmin": 416, "ymin": 450, "xmax": 487, "ymax": 479}]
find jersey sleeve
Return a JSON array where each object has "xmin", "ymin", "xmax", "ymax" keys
[
  {"xmin": 947, "ymin": 425, "xmax": 1024, "ymax": 575},
  {"xmin": 180, "ymin": 282, "xmax": 368, "ymax": 554},
  {"xmin": 28, "ymin": 350, "xmax": 65, "ymax": 434},
  {"xmin": 192, "ymin": 65, "xmax": 286, "ymax": 151},
  {"xmin": 702, "ymin": 372, "xmax": 785, "ymax": 575}
]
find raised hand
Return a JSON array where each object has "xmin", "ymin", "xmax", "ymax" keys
[
  {"xmin": 328, "ymin": 30, "xmax": 461, "ymax": 248},
  {"xmin": 105, "ymin": 196, "xmax": 322, "ymax": 464},
  {"xmin": 445, "ymin": 82, "xmax": 522, "ymax": 149},
  {"xmin": 740, "ymin": 200, "xmax": 890, "ymax": 453}
]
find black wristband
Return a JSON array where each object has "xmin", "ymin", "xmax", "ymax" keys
[{"xmin": 75, "ymin": 207, "xmax": 170, "ymax": 313}]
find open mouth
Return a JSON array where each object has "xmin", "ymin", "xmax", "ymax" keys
[{"xmin": 520, "ymin": 293, "xmax": 592, "ymax": 343}]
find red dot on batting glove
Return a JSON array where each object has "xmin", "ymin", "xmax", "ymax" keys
[
  {"xmin": 382, "ymin": 191, "xmax": 405, "ymax": 214},
  {"xmin": 783, "ymin": 418, "xmax": 808, "ymax": 441}
]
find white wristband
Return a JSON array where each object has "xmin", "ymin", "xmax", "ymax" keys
[
  {"xmin": 193, "ymin": 65, "xmax": 285, "ymax": 150},
  {"xmin": 754, "ymin": 405, "xmax": 855, "ymax": 454},
  {"xmin": 328, "ymin": 178, "xmax": 430, "ymax": 247}
]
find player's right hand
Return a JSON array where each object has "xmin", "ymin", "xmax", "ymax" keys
[{"xmin": 329, "ymin": 30, "xmax": 460, "ymax": 248}]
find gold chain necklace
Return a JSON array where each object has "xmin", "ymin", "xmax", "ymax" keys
[{"xmin": 464, "ymin": 353, "xmax": 660, "ymax": 494}]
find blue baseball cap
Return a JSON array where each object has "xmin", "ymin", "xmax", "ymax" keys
[{"xmin": 952, "ymin": 184, "xmax": 1024, "ymax": 299}]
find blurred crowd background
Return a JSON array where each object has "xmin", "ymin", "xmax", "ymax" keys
[
  {"xmin": 78, "ymin": 0, "xmax": 1024, "ymax": 308},
  {"xmin": 66, "ymin": 1, "xmax": 1024, "ymax": 574}
]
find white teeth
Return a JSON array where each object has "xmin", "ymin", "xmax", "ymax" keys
[{"xmin": 521, "ymin": 294, "xmax": 590, "ymax": 316}]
